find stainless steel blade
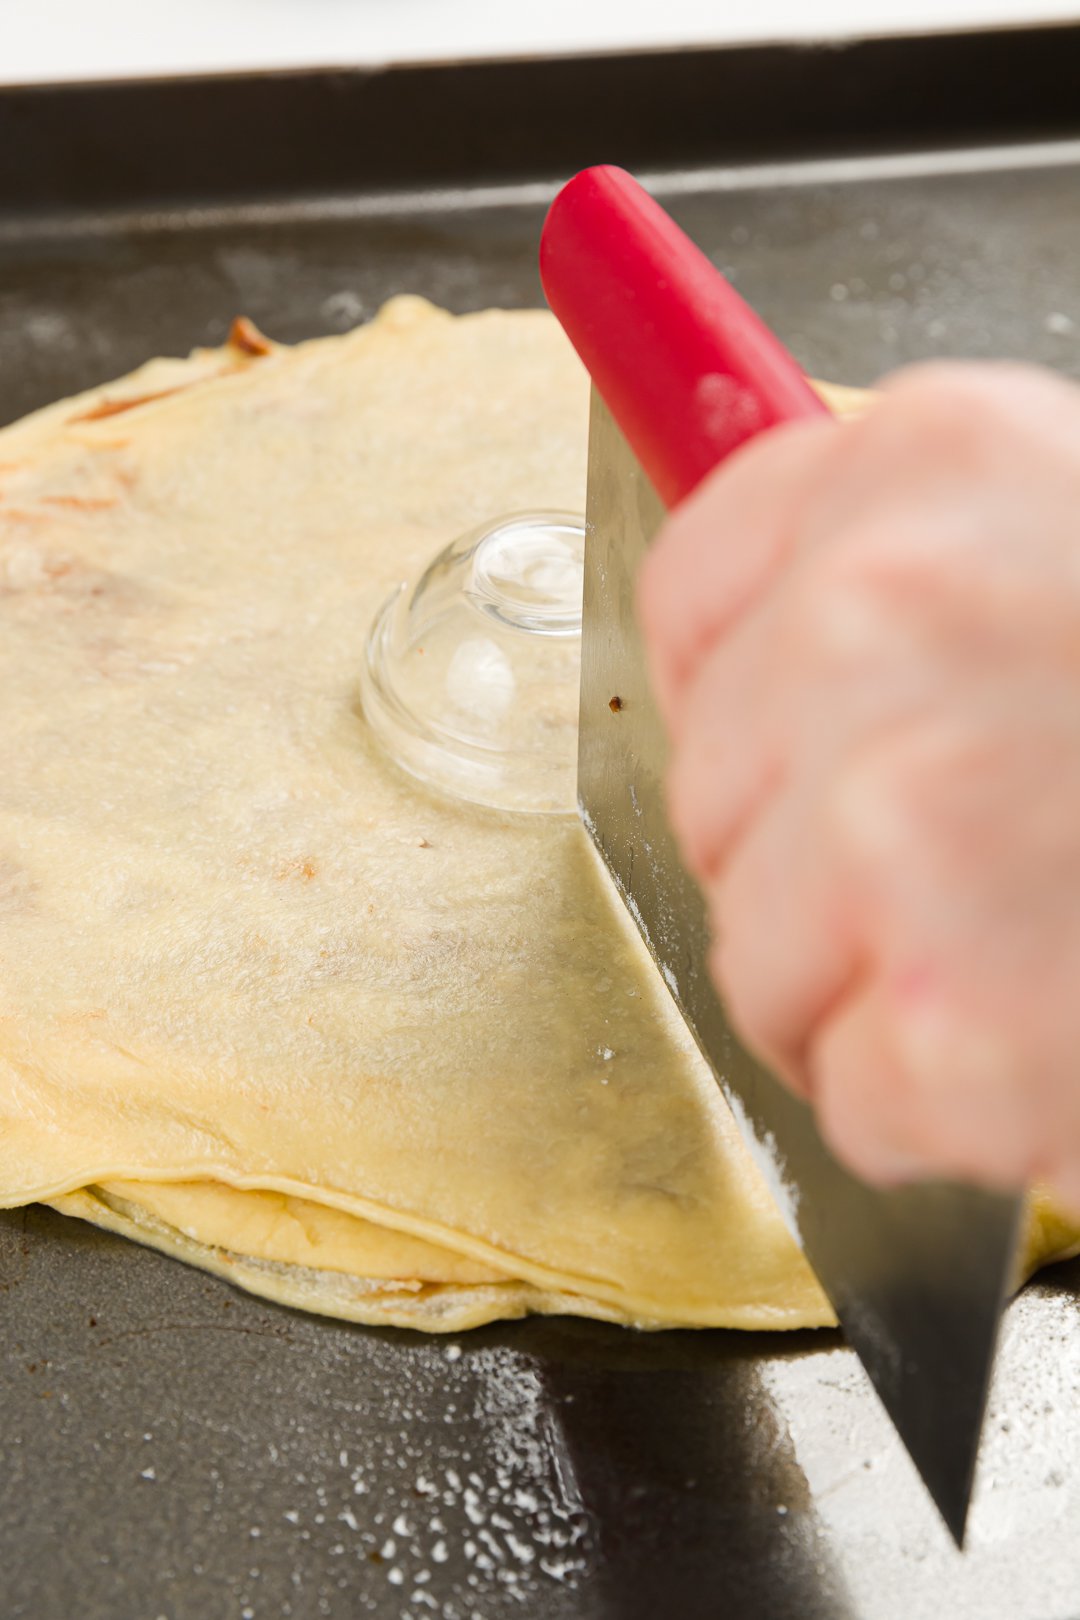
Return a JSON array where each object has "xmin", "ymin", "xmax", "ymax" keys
[{"xmin": 579, "ymin": 387, "xmax": 1023, "ymax": 1545}]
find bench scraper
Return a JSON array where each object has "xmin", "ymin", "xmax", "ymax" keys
[{"xmin": 540, "ymin": 164, "xmax": 1023, "ymax": 1545}]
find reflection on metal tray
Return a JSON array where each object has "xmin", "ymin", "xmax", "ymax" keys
[{"xmin": 3, "ymin": 27, "xmax": 1080, "ymax": 1620}]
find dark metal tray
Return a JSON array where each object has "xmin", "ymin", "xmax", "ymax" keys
[{"xmin": 4, "ymin": 29, "xmax": 1080, "ymax": 1620}]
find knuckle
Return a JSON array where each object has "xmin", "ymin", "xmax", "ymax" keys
[
  {"xmin": 784, "ymin": 549, "xmax": 883, "ymax": 667},
  {"xmin": 831, "ymin": 717, "xmax": 993, "ymax": 879},
  {"xmin": 828, "ymin": 740, "xmax": 922, "ymax": 869}
]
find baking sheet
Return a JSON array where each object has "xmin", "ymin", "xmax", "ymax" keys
[{"xmin": 3, "ymin": 30, "xmax": 1080, "ymax": 1619}]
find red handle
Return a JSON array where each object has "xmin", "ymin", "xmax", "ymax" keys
[{"xmin": 539, "ymin": 165, "xmax": 828, "ymax": 509}]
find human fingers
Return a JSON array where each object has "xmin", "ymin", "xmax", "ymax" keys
[
  {"xmin": 809, "ymin": 981, "xmax": 933, "ymax": 1186},
  {"xmin": 809, "ymin": 711, "xmax": 1052, "ymax": 1192},
  {"xmin": 704, "ymin": 778, "xmax": 860, "ymax": 1097},
  {"xmin": 812, "ymin": 976, "xmax": 1042, "ymax": 1192},
  {"xmin": 637, "ymin": 416, "xmax": 839, "ymax": 732},
  {"xmin": 662, "ymin": 507, "xmax": 934, "ymax": 886}
]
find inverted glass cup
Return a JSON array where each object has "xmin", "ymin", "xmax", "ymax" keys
[{"xmin": 360, "ymin": 511, "xmax": 586, "ymax": 814}]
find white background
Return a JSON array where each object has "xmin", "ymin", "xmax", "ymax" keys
[{"xmin": 0, "ymin": 0, "xmax": 1078, "ymax": 85}]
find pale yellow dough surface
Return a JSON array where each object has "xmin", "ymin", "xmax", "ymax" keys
[{"xmin": 0, "ymin": 300, "xmax": 1074, "ymax": 1331}]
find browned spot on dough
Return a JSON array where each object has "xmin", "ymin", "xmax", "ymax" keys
[
  {"xmin": 0, "ymin": 508, "xmax": 47, "ymax": 525},
  {"xmin": 40, "ymin": 495, "xmax": 119, "ymax": 512},
  {"xmin": 69, "ymin": 362, "xmax": 243, "ymax": 425},
  {"xmin": 61, "ymin": 1008, "xmax": 107, "ymax": 1025},
  {"xmin": 71, "ymin": 387, "xmax": 191, "ymax": 423},
  {"xmin": 228, "ymin": 316, "xmax": 274, "ymax": 357},
  {"xmin": 2, "ymin": 551, "xmax": 147, "ymax": 630},
  {"xmin": 278, "ymin": 858, "xmax": 318, "ymax": 881}
]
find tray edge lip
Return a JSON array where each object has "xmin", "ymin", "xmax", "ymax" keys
[{"xmin": 0, "ymin": 16, "xmax": 1078, "ymax": 99}]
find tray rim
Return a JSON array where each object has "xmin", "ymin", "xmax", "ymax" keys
[{"xmin": 3, "ymin": 22, "xmax": 1080, "ymax": 223}]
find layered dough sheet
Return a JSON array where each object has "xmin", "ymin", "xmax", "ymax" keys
[
  {"xmin": 44, "ymin": 1179, "xmax": 1078, "ymax": 1333},
  {"xmin": 1, "ymin": 299, "xmax": 1076, "ymax": 1331}
]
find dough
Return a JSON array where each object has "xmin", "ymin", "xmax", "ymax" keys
[{"xmin": 0, "ymin": 299, "xmax": 1074, "ymax": 1331}]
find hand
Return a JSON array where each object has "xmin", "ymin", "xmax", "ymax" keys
[{"xmin": 638, "ymin": 361, "xmax": 1080, "ymax": 1209}]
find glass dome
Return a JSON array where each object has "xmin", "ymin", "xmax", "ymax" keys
[{"xmin": 360, "ymin": 511, "xmax": 586, "ymax": 814}]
